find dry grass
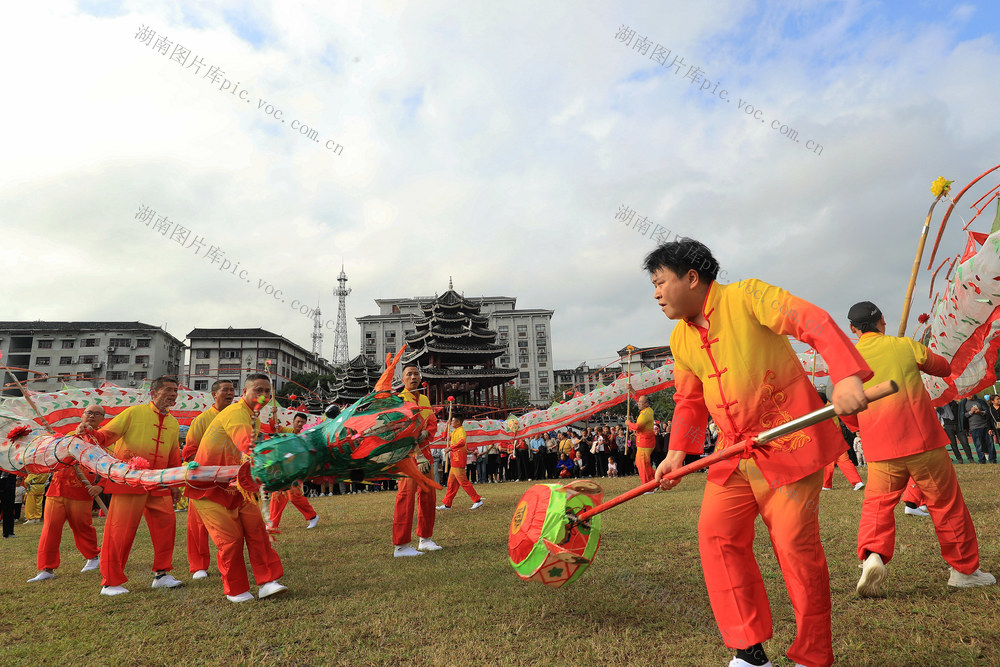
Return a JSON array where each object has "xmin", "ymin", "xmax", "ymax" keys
[{"xmin": 1, "ymin": 465, "xmax": 998, "ymax": 666}]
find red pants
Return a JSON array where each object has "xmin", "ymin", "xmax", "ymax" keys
[
  {"xmin": 902, "ymin": 478, "xmax": 925, "ymax": 507},
  {"xmin": 822, "ymin": 451, "xmax": 862, "ymax": 488},
  {"xmin": 699, "ymin": 460, "xmax": 832, "ymax": 667},
  {"xmin": 101, "ymin": 493, "xmax": 175, "ymax": 587},
  {"xmin": 442, "ymin": 468, "xmax": 481, "ymax": 507},
  {"xmin": 187, "ymin": 500, "xmax": 211, "ymax": 573},
  {"xmin": 392, "ymin": 476, "xmax": 436, "ymax": 545},
  {"xmin": 636, "ymin": 447, "xmax": 654, "ymax": 484},
  {"xmin": 192, "ymin": 498, "xmax": 283, "ymax": 596},
  {"xmin": 37, "ymin": 496, "xmax": 99, "ymax": 571},
  {"xmin": 269, "ymin": 486, "xmax": 316, "ymax": 529},
  {"xmin": 858, "ymin": 447, "xmax": 979, "ymax": 573}
]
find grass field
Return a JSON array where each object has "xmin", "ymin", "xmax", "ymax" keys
[{"xmin": 2, "ymin": 466, "xmax": 998, "ymax": 666}]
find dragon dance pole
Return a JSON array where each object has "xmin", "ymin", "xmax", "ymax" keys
[{"xmin": 899, "ymin": 197, "xmax": 945, "ymax": 336}]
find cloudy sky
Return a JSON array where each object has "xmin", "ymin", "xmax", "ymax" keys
[{"xmin": 3, "ymin": 0, "xmax": 1000, "ymax": 373}]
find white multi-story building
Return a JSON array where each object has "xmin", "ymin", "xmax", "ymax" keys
[
  {"xmin": 357, "ymin": 291, "xmax": 555, "ymax": 402},
  {"xmin": 0, "ymin": 321, "xmax": 184, "ymax": 395},
  {"xmin": 185, "ymin": 327, "xmax": 335, "ymax": 392}
]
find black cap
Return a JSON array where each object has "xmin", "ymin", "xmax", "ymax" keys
[{"xmin": 848, "ymin": 301, "xmax": 882, "ymax": 327}]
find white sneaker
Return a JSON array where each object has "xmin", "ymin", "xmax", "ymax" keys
[
  {"xmin": 918, "ymin": 504, "xmax": 928, "ymax": 512},
  {"xmin": 436, "ymin": 504, "xmax": 451, "ymax": 510},
  {"xmin": 905, "ymin": 506, "xmax": 930, "ymax": 517},
  {"xmin": 306, "ymin": 515, "xmax": 319, "ymax": 529},
  {"xmin": 417, "ymin": 538, "xmax": 443, "ymax": 551},
  {"xmin": 853, "ymin": 482, "xmax": 866, "ymax": 491},
  {"xmin": 394, "ymin": 544, "xmax": 424, "ymax": 557},
  {"xmin": 470, "ymin": 499, "xmax": 484, "ymax": 510},
  {"xmin": 28, "ymin": 570, "xmax": 55, "ymax": 582},
  {"xmin": 192, "ymin": 569, "xmax": 209, "ymax": 580},
  {"xmin": 226, "ymin": 591, "xmax": 255, "ymax": 603},
  {"xmin": 81, "ymin": 557, "xmax": 100, "ymax": 573},
  {"xmin": 948, "ymin": 567, "xmax": 997, "ymax": 588},
  {"xmin": 728, "ymin": 659, "xmax": 774, "ymax": 667},
  {"xmin": 821, "ymin": 487, "xmax": 833, "ymax": 491},
  {"xmin": 258, "ymin": 580, "xmax": 288, "ymax": 599},
  {"xmin": 101, "ymin": 585, "xmax": 130, "ymax": 596},
  {"xmin": 151, "ymin": 573, "xmax": 184, "ymax": 589},
  {"xmin": 856, "ymin": 552, "xmax": 888, "ymax": 597}
]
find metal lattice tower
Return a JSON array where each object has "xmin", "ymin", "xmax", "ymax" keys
[
  {"xmin": 310, "ymin": 302, "xmax": 323, "ymax": 357},
  {"xmin": 333, "ymin": 265, "xmax": 351, "ymax": 364}
]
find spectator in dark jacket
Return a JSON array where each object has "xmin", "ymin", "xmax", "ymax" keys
[
  {"xmin": 966, "ymin": 396, "xmax": 996, "ymax": 464},
  {"xmin": 937, "ymin": 400, "xmax": 973, "ymax": 463}
]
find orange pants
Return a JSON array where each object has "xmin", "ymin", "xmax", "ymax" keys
[
  {"xmin": 636, "ymin": 447, "xmax": 654, "ymax": 484},
  {"xmin": 441, "ymin": 468, "xmax": 481, "ymax": 507},
  {"xmin": 192, "ymin": 498, "xmax": 283, "ymax": 596},
  {"xmin": 37, "ymin": 496, "xmax": 99, "ymax": 571},
  {"xmin": 392, "ymin": 476, "xmax": 436, "ymax": 545},
  {"xmin": 822, "ymin": 451, "xmax": 862, "ymax": 488},
  {"xmin": 269, "ymin": 486, "xmax": 316, "ymax": 529},
  {"xmin": 699, "ymin": 460, "xmax": 832, "ymax": 667},
  {"xmin": 901, "ymin": 477, "xmax": 925, "ymax": 507},
  {"xmin": 187, "ymin": 500, "xmax": 211, "ymax": 573},
  {"xmin": 101, "ymin": 493, "xmax": 175, "ymax": 587},
  {"xmin": 858, "ymin": 447, "xmax": 979, "ymax": 573}
]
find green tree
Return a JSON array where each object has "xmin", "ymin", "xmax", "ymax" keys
[{"xmin": 505, "ymin": 386, "xmax": 531, "ymax": 408}]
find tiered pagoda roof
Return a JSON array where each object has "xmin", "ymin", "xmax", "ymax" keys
[
  {"xmin": 325, "ymin": 354, "xmax": 381, "ymax": 404},
  {"xmin": 402, "ymin": 284, "xmax": 517, "ymax": 407}
]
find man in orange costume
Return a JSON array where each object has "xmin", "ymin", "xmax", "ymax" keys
[
  {"xmin": 841, "ymin": 301, "xmax": 995, "ymax": 596},
  {"xmin": 79, "ymin": 376, "xmax": 185, "ymax": 596},
  {"xmin": 27, "ymin": 405, "xmax": 107, "ymax": 583},
  {"xmin": 392, "ymin": 363, "xmax": 441, "ymax": 556},
  {"xmin": 626, "ymin": 395, "xmax": 656, "ymax": 484},
  {"xmin": 650, "ymin": 239, "xmax": 871, "ymax": 667},
  {"xmin": 436, "ymin": 415, "xmax": 484, "ymax": 511},
  {"xmin": 188, "ymin": 373, "xmax": 286, "ymax": 603},
  {"xmin": 269, "ymin": 412, "xmax": 319, "ymax": 531},
  {"xmin": 182, "ymin": 379, "xmax": 235, "ymax": 580}
]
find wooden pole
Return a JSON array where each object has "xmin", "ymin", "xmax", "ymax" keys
[{"xmin": 899, "ymin": 198, "xmax": 942, "ymax": 336}]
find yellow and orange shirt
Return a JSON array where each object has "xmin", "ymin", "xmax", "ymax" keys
[
  {"xmin": 449, "ymin": 426, "xmax": 467, "ymax": 468},
  {"xmin": 840, "ymin": 331, "xmax": 950, "ymax": 462},
  {"xmin": 182, "ymin": 405, "xmax": 220, "ymax": 462},
  {"xmin": 188, "ymin": 399, "xmax": 259, "ymax": 508},
  {"xmin": 669, "ymin": 278, "xmax": 872, "ymax": 488},
  {"xmin": 399, "ymin": 388, "xmax": 438, "ymax": 462},
  {"xmin": 92, "ymin": 402, "xmax": 180, "ymax": 496},
  {"xmin": 628, "ymin": 407, "xmax": 656, "ymax": 448}
]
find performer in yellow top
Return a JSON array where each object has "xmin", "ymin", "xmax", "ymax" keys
[
  {"xmin": 437, "ymin": 415, "xmax": 484, "ymax": 510},
  {"xmin": 392, "ymin": 363, "xmax": 441, "ymax": 556},
  {"xmin": 187, "ymin": 373, "xmax": 286, "ymax": 603},
  {"xmin": 182, "ymin": 379, "xmax": 234, "ymax": 580},
  {"xmin": 626, "ymin": 396, "xmax": 656, "ymax": 484},
  {"xmin": 81, "ymin": 376, "xmax": 185, "ymax": 596},
  {"xmin": 839, "ymin": 302, "xmax": 995, "ymax": 596},
  {"xmin": 649, "ymin": 239, "xmax": 871, "ymax": 667},
  {"xmin": 269, "ymin": 413, "xmax": 319, "ymax": 530}
]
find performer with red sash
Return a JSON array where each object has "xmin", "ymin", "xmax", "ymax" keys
[
  {"xmin": 269, "ymin": 413, "xmax": 319, "ymax": 531},
  {"xmin": 27, "ymin": 406, "xmax": 106, "ymax": 582},
  {"xmin": 182, "ymin": 379, "xmax": 234, "ymax": 579},
  {"xmin": 79, "ymin": 376, "xmax": 185, "ymax": 596},
  {"xmin": 840, "ymin": 301, "xmax": 995, "ymax": 596},
  {"xmin": 187, "ymin": 373, "xmax": 286, "ymax": 603},
  {"xmin": 391, "ymin": 363, "xmax": 441, "ymax": 556},
  {"xmin": 437, "ymin": 415, "xmax": 483, "ymax": 511},
  {"xmin": 626, "ymin": 396, "xmax": 656, "ymax": 484},
  {"xmin": 650, "ymin": 239, "xmax": 871, "ymax": 667}
]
